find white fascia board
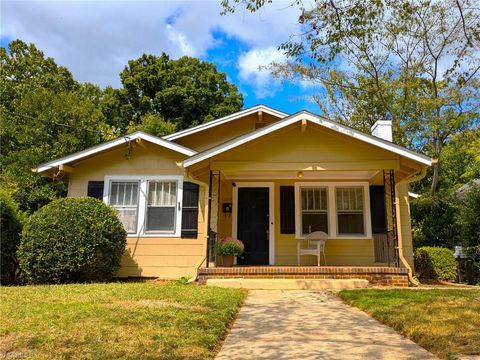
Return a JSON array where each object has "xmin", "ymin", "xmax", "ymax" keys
[
  {"xmin": 35, "ymin": 131, "xmax": 196, "ymax": 173},
  {"xmin": 183, "ymin": 111, "xmax": 432, "ymax": 168},
  {"xmin": 163, "ymin": 105, "xmax": 288, "ymax": 141}
]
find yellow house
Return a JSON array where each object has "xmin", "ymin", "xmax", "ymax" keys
[{"xmin": 35, "ymin": 105, "xmax": 431, "ymax": 286}]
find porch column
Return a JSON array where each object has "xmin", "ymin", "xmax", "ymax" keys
[
  {"xmin": 383, "ymin": 169, "xmax": 400, "ymax": 267},
  {"xmin": 206, "ymin": 170, "xmax": 221, "ymax": 267}
]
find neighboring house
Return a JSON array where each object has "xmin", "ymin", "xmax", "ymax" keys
[{"xmin": 35, "ymin": 105, "xmax": 431, "ymax": 284}]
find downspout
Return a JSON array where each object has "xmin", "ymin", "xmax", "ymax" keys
[
  {"xmin": 183, "ymin": 169, "xmax": 210, "ymax": 283},
  {"xmin": 395, "ymin": 165, "xmax": 429, "ymax": 284}
]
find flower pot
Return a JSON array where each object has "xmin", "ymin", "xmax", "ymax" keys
[{"xmin": 222, "ymin": 255, "xmax": 235, "ymax": 267}]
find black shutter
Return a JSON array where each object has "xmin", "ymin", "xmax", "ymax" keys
[
  {"xmin": 87, "ymin": 181, "xmax": 104, "ymax": 200},
  {"xmin": 280, "ymin": 186, "xmax": 295, "ymax": 234},
  {"xmin": 181, "ymin": 182, "xmax": 199, "ymax": 238},
  {"xmin": 370, "ymin": 185, "xmax": 387, "ymax": 233}
]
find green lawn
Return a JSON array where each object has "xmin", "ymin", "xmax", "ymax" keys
[
  {"xmin": 0, "ymin": 281, "xmax": 246, "ymax": 360},
  {"xmin": 339, "ymin": 288, "xmax": 480, "ymax": 359}
]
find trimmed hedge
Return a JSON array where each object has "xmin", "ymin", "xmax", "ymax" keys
[
  {"xmin": 0, "ymin": 191, "xmax": 24, "ymax": 285},
  {"xmin": 18, "ymin": 197, "xmax": 127, "ymax": 284},
  {"xmin": 414, "ymin": 246, "xmax": 458, "ymax": 281}
]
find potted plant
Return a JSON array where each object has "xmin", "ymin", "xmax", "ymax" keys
[{"xmin": 216, "ymin": 237, "xmax": 244, "ymax": 267}]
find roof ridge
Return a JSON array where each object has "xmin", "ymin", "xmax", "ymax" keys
[{"xmin": 163, "ymin": 104, "xmax": 288, "ymax": 141}]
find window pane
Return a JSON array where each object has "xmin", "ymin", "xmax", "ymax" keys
[
  {"xmin": 336, "ymin": 187, "xmax": 363, "ymax": 210},
  {"xmin": 148, "ymin": 181, "xmax": 177, "ymax": 206},
  {"xmin": 338, "ymin": 213, "xmax": 364, "ymax": 234},
  {"xmin": 302, "ymin": 213, "xmax": 328, "ymax": 234},
  {"xmin": 109, "ymin": 181, "xmax": 139, "ymax": 233},
  {"xmin": 110, "ymin": 181, "xmax": 139, "ymax": 206},
  {"xmin": 146, "ymin": 207, "xmax": 175, "ymax": 231},
  {"xmin": 116, "ymin": 208, "xmax": 138, "ymax": 233},
  {"xmin": 336, "ymin": 187, "xmax": 365, "ymax": 235},
  {"xmin": 301, "ymin": 188, "xmax": 327, "ymax": 211}
]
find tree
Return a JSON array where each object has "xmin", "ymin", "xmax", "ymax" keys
[
  {"xmin": 1, "ymin": 40, "xmax": 114, "ymax": 212},
  {"xmin": 222, "ymin": 0, "xmax": 480, "ymax": 194},
  {"xmin": 103, "ymin": 53, "xmax": 244, "ymax": 132},
  {"xmin": 0, "ymin": 191, "xmax": 24, "ymax": 284},
  {"xmin": 126, "ymin": 113, "xmax": 177, "ymax": 137}
]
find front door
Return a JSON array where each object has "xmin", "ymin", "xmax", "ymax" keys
[{"xmin": 237, "ymin": 187, "xmax": 270, "ymax": 265}]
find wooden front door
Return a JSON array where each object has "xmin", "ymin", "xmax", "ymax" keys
[{"xmin": 237, "ymin": 187, "xmax": 270, "ymax": 265}]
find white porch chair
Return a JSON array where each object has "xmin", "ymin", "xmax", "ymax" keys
[{"xmin": 297, "ymin": 231, "xmax": 328, "ymax": 266}]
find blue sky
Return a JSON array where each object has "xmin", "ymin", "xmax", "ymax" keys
[{"xmin": 1, "ymin": 1, "xmax": 319, "ymax": 114}]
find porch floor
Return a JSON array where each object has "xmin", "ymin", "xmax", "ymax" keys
[{"xmin": 198, "ymin": 266, "xmax": 409, "ymax": 286}]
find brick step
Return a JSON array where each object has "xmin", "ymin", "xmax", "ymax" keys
[
  {"xmin": 206, "ymin": 278, "xmax": 370, "ymax": 290},
  {"xmin": 198, "ymin": 266, "xmax": 409, "ymax": 286}
]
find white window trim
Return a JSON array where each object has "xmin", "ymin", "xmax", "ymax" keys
[
  {"xmin": 294, "ymin": 182, "xmax": 372, "ymax": 239},
  {"xmin": 103, "ymin": 175, "xmax": 183, "ymax": 237}
]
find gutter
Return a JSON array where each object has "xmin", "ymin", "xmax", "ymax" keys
[{"xmin": 395, "ymin": 164, "xmax": 430, "ymax": 284}]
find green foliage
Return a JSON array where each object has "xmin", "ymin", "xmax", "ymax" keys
[
  {"xmin": 104, "ymin": 53, "xmax": 243, "ymax": 131},
  {"xmin": 126, "ymin": 113, "xmax": 177, "ymax": 137},
  {"xmin": 414, "ymin": 247, "xmax": 458, "ymax": 281},
  {"xmin": 223, "ymin": 0, "xmax": 480, "ymax": 195},
  {"xmin": 1, "ymin": 40, "xmax": 115, "ymax": 213},
  {"xmin": 17, "ymin": 197, "xmax": 127, "ymax": 284},
  {"xmin": 216, "ymin": 237, "xmax": 245, "ymax": 256},
  {"xmin": 410, "ymin": 195, "xmax": 459, "ymax": 248},
  {"xmin": 457, "ymin": 184, "xmax": 480, "ymax": 248},
  {"xmin": 0, "ymin": 191, "xmax": 24, "ymax": 284}
]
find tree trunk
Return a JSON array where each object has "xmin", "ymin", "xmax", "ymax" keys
[{"xmin": 430, "ymin": 161, "xmax": 440, "ymax": 195}]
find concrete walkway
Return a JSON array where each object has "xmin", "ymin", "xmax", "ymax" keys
[{"xmin": 216, "ymin": 290, "xmax": 436, "ymax": 360}]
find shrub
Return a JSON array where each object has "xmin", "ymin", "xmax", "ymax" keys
[
  {"xmin": 414, "ymin": 246, "xmax": 458, "ymax": 281},
  {"xmin": 216, "ymin": 237, "xmax": 244, "ymax": 256},
  {"xmin": 18, "ymin": 197, "xmax": 127, "ymax": 284},
  {"xmin": 457, "ymin": 184, "xmax": 480, "ymax": 248},
  {"xmin": 410, "ymin": 195, "xmax": 459, "ymax": 248},
  {"xmin": 0, "ymin": 191, "xmax": 24, "ymax": 284}
]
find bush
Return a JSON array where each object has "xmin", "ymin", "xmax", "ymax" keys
[
  {"xmin": 457, "ymin": 184, "xmax": 480, "ymax": 248},
  {"xmin": 18, "ymin": 197, "xmax": 127, "ymax": 284},
  {"xmin": 414, "ymin": 246, "xmax": 458, "ymax": 281},
  {"xmin": 216, "ymin": 237, "xmax": 244, "ymax": 256},
  {"xmin": 410, "ymin": 195, "xmax": 459, "ymax": 248},
  {"xmin": 0, "ymin": 191, "xmax": 24, "ymax": 284}
]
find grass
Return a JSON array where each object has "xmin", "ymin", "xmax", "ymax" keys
[
  {"xmin": 339, "ymin": 288, "xmax": 480, "ymax": 359},
  {"xmin": 0, "ymin": 281, "xmax": 246, "ymax": 360}
]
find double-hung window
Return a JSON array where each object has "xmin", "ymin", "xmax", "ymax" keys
[
  {"xmin": 295, "ymin": 182, "xmax": 371, "ymax": 238},
  {"xmin": 300, "ymin": 187, "xmax": 328, "ymax": 235},
  {"xmin": 109, "ymin": 181, "xmax": 140, "ymax": 234},
  {"xmin": 146, "ymin": 181, "xmax": 177, "ymax": 233},
  {"xmin": 105, "ymin": 176, "xmax": 183, "ymax": 237},
  {"xmin": 336, "ymin": 187, "xmax": 365, "ymax": 235}
]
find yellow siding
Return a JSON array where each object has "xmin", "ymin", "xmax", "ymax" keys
[
  {"xmin": 214, "ymin": 123, "xmax": 401, "ymax": 165},
  {"xmin": 272, "ymin": 180, "xmax": 375, "ymax": 265},
  {"xmin": 216, "ymin": 179, "xmax": 377, "ymax": 266},
  {"xmin": 173, "ymin": 113, "xmax": 281, "ymax": 151},
  {"xmin": 67, "ymin": 143, "xmax": 208, "ymax": 279},
  {"xmin": 396, "ymin": 183, "xmax": 414, "ymax": 269}
]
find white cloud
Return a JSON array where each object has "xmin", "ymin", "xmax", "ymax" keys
[
  {"xmin": 166, "ymin": 24, "xmax": 196, "ymax": 56},
  {"xmin": 238, "ymin": 46, "xmax": 287, "ymax": 98},
  {"xmin": 1, "ymin": 1, "xmax": 302, "ymax": 90}
]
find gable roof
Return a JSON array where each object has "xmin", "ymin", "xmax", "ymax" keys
[
  {"xmin": 183, "ymin": 111, "xmax": 432, "ymax": 167},
  {"xmin": 35, "ymin": 131, "xmax": 196, "ymax": 174},
  {"xmin": 163, "ymin": 104, "xmax": 288, "ymax": 141}
]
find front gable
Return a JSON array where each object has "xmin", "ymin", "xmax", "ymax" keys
[
  {"xmin": 183, "ymin": 111, "xmax": 431, "ymax": 171},
  {"xmin": 164, "ymin": 105, "xmax": 287, "ymax": 151}
]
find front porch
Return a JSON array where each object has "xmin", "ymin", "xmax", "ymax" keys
[{"xmin": 198, "ymin": 266, "xmax": 409, "ymax": 286}]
